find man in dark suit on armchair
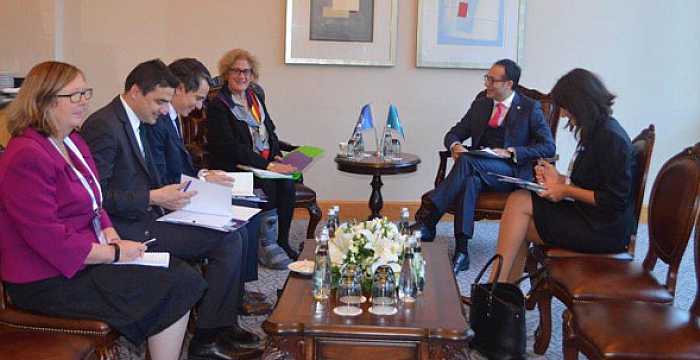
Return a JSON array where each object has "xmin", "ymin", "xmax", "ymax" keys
[
  {"xmin": 81, "ymin": 59, "xmax": 262, "ymax": 359},
  {"xmin": 413, "ymin": 59, "xmax": 556, "ymax": 274}
]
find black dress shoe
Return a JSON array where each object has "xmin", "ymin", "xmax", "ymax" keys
[
  {"xmin": 219, "ymin": 325, "xmax": 262, "ymax": 349},
  {"xmin": 452, "ymin": 251, "xmax": 470, "ymax": 274},
  {"xmin": 188, "ymin": 337, "xmax": 262, "ymax": 360},
  {"xmin": 408, "ymin": 222, "xmax": 436, "ymax": 242}
]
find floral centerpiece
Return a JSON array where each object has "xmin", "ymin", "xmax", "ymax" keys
[{"xmin": 328, "ymin": 217, "xmax": 406, "ymax": 292}]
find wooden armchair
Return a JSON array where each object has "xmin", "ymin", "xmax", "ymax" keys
[
  {"xmin": 0, "ymin": 269, "xmax": 118, "ymax": 360},
  {"xmin": 182, "ymin": 90, "xmax": 322, "ymax": 239},
  {"xmin": 563, "ymin": 213, "xmax": 700, "ymax": 359},
  {"xmin": 425, "ymin": 85, "xmax": 561, "ymax": 220},
  {"xmin": 534, "ymin": 140, "xmax": 700, "ymax": 356},
  {"xmin": 525, "ymin": 125, "xmax": 656, "ymax": 354}
]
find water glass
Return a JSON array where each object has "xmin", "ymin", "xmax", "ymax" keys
[
  {"xmin": 338, "ymin": 142, "xmax": 349, "ymax": 157},
  {"xmin": 334, "ymin": 273, "xmax": 363, "ymax": 316},
  {"xmin": 370, "ymin": 265, "xmax": 397, "ymax": 315},
  {"xmin": 390, "ymin": 139, "xmax": 401, "ymax": 160}
]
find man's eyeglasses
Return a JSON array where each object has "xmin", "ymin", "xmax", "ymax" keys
[
  {"xmin": 230, "ymin": 68, "xmax": 252, "ymax": 77},
  {"xmin": 56, "ymin": 89, "xmax": 93, "ymax": 103},
  {"xmin": 483, "ymin": 75, "xmax": 508, "ymax": 84}
]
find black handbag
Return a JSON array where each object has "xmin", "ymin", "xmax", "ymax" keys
[{"xmin": 469, "ymin": 254, "xmax": 527, "ymax": 360}]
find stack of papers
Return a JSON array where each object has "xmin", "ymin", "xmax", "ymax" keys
[
  {"xmin": 157, "ymin": 175, "xmax": 261, "ymax": 231},
  {"xmin": 226, "ymin": 172, "xmax": 255, "ymax": 197},
  {"xmin": 237, "ymin": 165, "xmax": 297, "ymax": 180},
  {"xmin": 489, "ymin": 173, "xmax": 545, "ymax": 193},
  {"xmin": 457, "ymin": 147, "xmax": 509, "ymax": 159}
]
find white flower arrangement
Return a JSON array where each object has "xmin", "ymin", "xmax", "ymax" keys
[{"xmin": 328, "ymin": 217, "xmax": 406, "ymax": 282}]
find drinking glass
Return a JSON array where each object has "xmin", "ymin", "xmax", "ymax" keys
[
  {"xmin": 334, "ymin": 272, "xmax": 363, "ymax": 316},
  {"xmin": 370, "ymin": 265, "xmax": 397, "ymax": 315}
]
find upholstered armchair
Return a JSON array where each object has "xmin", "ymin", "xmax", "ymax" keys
[
  {"xmin": 182, "ymin": 89, "xmax": 322, "ymax": 239},
  {"xmin": 525, "ymin": 125, "xmax": 656, "ymax": 354},
  {"xmin": 423, "ymin": 85, "xmax": 561, "ymax": 221}
]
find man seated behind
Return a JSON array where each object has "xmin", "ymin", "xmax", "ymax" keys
[
  {"xmin": 143, "ymin": 57, "xmax": 274, "ymax": 314},
  {"xmin": 412, "ymin": 59, "xmax": 555, "ymax": 274},
  {"xmin": 81, "ymin": 59, "xmax": 262, "ymax": 360}
]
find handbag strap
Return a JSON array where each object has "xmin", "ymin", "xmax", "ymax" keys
[{"xmin": 474, "ymin": 254, "xmax": 503, "ymax": 285}]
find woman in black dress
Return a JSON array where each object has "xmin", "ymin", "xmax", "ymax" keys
[
  {"xmin": 491, "ymin": 68, "xmax": 634, "ymax": 283},
  {"xmin": 206, "ymin": 49, "xmax": 299, "ymax": 260}
]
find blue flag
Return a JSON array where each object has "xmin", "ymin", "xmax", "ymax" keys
[
  {"xmin": 386, "ymin": 104, "xmax": 405, "ymax": 139},
  {"xmin": 356, "ymin": 104, "xmax": 374, "ymax": 132}
]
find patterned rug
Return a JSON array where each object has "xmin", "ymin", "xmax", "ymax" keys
[{"xmin": 115, "ymin": 220, "xmax": 697, "ymax": 359}]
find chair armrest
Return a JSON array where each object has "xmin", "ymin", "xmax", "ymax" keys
[
  {"xmin": 435, "ymin": 150, "xmax": 451, "ymax": 188},
  {"xmin": 0, "ymin": 308, "xmax": 112, "ymax": 336},
  {"xmin": 279, "ymin": 141, "xmax": 298, "ymax": 152}
]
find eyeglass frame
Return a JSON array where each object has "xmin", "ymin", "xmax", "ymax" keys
[
  {"xmin": 483, "ymin": 75, "xmax": 510, "ymax": 85},
  {"xmin": 55, "ymin": 88, "xmax": 94, "ymax": 103},
  {"xmin": 229, "ymin": 67, "xmax": 253, "ymax": 77}
]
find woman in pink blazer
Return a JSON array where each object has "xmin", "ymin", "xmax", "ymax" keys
[{"xmin": 0, "ymin": 61, "xmax": 205, "ymax": 360}]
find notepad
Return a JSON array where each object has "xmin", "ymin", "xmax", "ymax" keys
[
  {"xmin": 226, "ymin": 172, "xmax": 255, "ymax": 197},
  {"xmin": 114, "ymin": 252, "xmax": 170, "ymax": 267}
]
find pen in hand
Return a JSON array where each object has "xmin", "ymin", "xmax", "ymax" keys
[
  {"xmin": 182, "ymin": 180, "xmax": 192, "ymax": 192},
  {"xmin": 143, "ymin": 238, "xmax": 157, "ymax": 247}
]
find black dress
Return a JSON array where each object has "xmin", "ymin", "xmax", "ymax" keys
[
  {"xmin": 532, "ymin": 117, "xmax": 634, "ymax": 253},
  {"xmin": 6, "ymin": 258, "xmax": 206, "ymax": 346}
]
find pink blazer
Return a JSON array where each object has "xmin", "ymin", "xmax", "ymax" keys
[{"xmin": 0, "ymin": 128, "xmax": 113, "ymax": 283}]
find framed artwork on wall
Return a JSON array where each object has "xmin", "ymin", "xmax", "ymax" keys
[
  {"xmin": 417, "ymin": 0, "xmax": 526, "ymax": 69},
  {"xmin": 285, "ymin": 0, "xmax": 398, "ymax": 66}
]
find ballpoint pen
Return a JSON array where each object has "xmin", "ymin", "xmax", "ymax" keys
[
  {"xmin": 182, "ymin": 180, "xmax": 192, "ymax": 192},
  {"xmin": 143, "ymin": 238, "xmax": 157, "ymax": 246}
]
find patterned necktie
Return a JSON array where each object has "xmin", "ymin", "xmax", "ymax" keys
[{"xmin": 488, "ymin": 102, "xmax": 505, "ymax": 128}]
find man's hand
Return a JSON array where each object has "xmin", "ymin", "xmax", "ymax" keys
[
  {"xmin": 267, "ymin": 161, "xmax": 296, "ymax": 174},
  {"xmin": 204, "ymin": 170, "xmax": 235, "ymax": 187},
  {"xmin": 149, "ymin": 182, "xmax": 197, "ymax": 210},
  {"xmin": 451, "ymin": 143, "xmax": 467, "ymax": 160}
]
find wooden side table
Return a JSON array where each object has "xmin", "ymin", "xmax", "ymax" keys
[{"xmin": 335, "ymin": 153, "xmax": 421, "ymax": 219}]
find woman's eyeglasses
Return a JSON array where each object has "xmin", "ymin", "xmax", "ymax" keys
[
  {"xmin": 56, "ymin": 88, "xmax": 94, "ymax": 103},
  {"xmin": 230, "ymin": 68, "xmax": 252, "ymax": 77}
]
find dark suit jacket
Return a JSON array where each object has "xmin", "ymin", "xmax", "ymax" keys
[
  {"xmin": 206, "ymin": 83, "xmax": 283, "ymax": 171},
  {"xmin": 570, "ymin": 117, "xmax": 634, "ymax": 235},
  {"xmin": 443, "ymin": 92, "xmax": 555, "ymax": 180},
  {"xmin": 80, "ymin": 96, "xmax": 162, "ymax": 241},
  {"xmin": 144, "ymin": 113, "xmax": 196, "ymax": 185}
]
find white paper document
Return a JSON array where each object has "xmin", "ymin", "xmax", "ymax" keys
[
  {"xmin": 114, "ymin": 252, "xmax": 170, "ymax": 267},
  {"xmin": 157, "ymin": 175, "xmax": 261, "ymax": 231},
  {"xmin": 237, "ymin": 165, "xmax": 294, "ymax": 179},
  {"xmin": 226, "ymin": 172, "xmax": 255, "ymax": 197}
]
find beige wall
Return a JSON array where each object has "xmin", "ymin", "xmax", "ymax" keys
[{"xmin": 3, "ymin": 0, "xmax": 700, "ymax": 203}]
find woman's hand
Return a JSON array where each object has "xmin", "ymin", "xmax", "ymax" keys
[
  {"xmin": 535, "ymin": 159, "xmax": 565, "ymax": 186},
  {"xmin": 102, "ymin": 227, "xmax": 120, "ymax": 243},
  {"xmin": 204, "ymin": 170, "xmax": 235, "ymax": 187},
  {"xmin": 114, "ymin": 240, "xmax": 146, "ymax": 262},
  {"xmin": 267, "ymin": 161, "xmax": 296, "ymax": 174},
  {"xmin": 538, "ymin": 183, "xmax": 570, "ymax": 203}
]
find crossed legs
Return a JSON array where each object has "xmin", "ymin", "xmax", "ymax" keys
[{"xmin": 491, "ymin": 190, "xmax": 544, "ymax": 283}]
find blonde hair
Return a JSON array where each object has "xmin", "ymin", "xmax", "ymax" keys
[
  {"xmin": 218, "ymin": 49, "xmax": 260, "ymax": 80},
  {"xmin": 6, "ymin": 61, "xmax": 83, "ymax": 137}
]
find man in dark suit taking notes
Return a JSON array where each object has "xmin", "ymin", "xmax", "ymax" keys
[
  {"xmin": 412, "ymin": 59, "xmax": 555, "ymax": 274},
  {"xmin": 81, "ymin": 59, "xmax": 261, "ymax": 359}
]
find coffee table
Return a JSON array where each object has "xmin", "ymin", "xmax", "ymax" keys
[
  {"xmin": 335, "ymin": 152, "xmax": 421, "ymax": 220},
  {"xmin": 263, "ymin": 240, "xmax": 472, "ymax": 359}
]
